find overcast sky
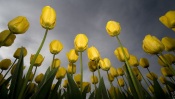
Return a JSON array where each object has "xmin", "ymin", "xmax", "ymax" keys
[{"xmin": 0, "ymin": 0, "xmax": 175, "ymax": 89}]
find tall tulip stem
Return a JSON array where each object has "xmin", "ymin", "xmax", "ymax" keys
[
  {"xmin": 80, "ymin": 52, "xmax": 83, "ymax": 93},
  {"xmin": 51, "ymin": 54, "xmax": 56, "ymax": 70}
]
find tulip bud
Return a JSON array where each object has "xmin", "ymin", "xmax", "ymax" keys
[
  {"xmin": 67, "ymin": 63, "xmax": 76, "ymax": 74},
  {"xmin": 0, "ymin": 59, "xmax": 11, "ymax": 70},
  {"xmin": 107, "ymin": 73, "xmax": 114, "ymax": 82},
  {"xmin": 88, "ymin": 60, "xmax": 97, "ymax": 72},
  {"xmin": 132, "ymin": 67, "xmax": 139, "ymax": 76},
  {"xmin": 52, "ymin": 58, "xmax": 61, "ymax": 69},
  {"xmin": 137, "ymin": 74, "xmax": 142, "ymax": 82},
  {"xmin": 56, "ymin": 67, "xmax": 66, "ymax": 79},
  {"xmin": 146, "ymin": 72, "xmax": 158, "ymax": 80},
  {"xmin": 0, "ymin": 30, "xmax": 16, "ymax": 47},
  {"xmin": 109, "ymin": 86, "xmax": 119, "ymax": 99},
  {"xmin": 74, "ymin": 34, "xmax": 88, "ymax": 52},
  {"xmin": 66, "ymin": 49, "xmax": 79, "ymax": 63},
  {"xmin": 118, "ymin": 78, "xmax": 124, "ymax": 87},
  {"xmin": 28, "ymin": 72, "xmax": 34, "ymax": 82},
  {"xmin": 158, "ymin": 54, "xmax": 172, "ymax": 67},
  {"xmin": 51, "ymin": 84, "xmax": 56, "ymax": 91},
  {"xmin": 87, "ymin": 46, "xmax": 100, "ymax": 61},
  {"xmin": 161, "ymin": 67, "xmax": 173, "ymax": 77},
  {"xmin": 50, "ymin": 40, "xmax": 63, "ymax": 55},
  {"xmin": 159, "ymin": 76, "xmax": 167, "ymax": 84},
  {"xmin": 90, "ymin": 75, "xmax": 98, "ymax": 84},
  {"xmin": 40, "ymin": 6, "xmax": 56, "ymax": 30},
  {"xmin": 128, "ymin": 55, "xmax": 139, "ymax": 67},
  {"xmin": 139, "ymin": 58, "xmax": 149, "ymax": 68},
  {"xmin": 27, "ymin": 83, "xmax": 36, "ymax": 95},
  {"xmin": 99, "ymin": 58, "xmax": 111, "ymax": 71},
  {"xmin": 167, "ymin": 54, "xmax": 175, "ymax": 63},
  {"xmin": 159, "ymin": 10, "xmax": 175, "ymax": 28},
  {"xmin": 63, "ymin": 79, "xmax": 68, "ymax": 88},
  {"xmin": 35, "ymin": 73, "xmax": 44, "ymax": 84},
  {"xmin": 161, "ymin": 37, "xmax": 175, "ymax": 51},
  {"xmin": 82, "ymin": 82, "xmax": 91, "ymax": 93},
  {"xmin": 114, "ymin": 47, "xmax": 130, "ymax": 62},
  {"xmin": 8, "ymin": 16, "xmax": 29, "ymax": 34},
  {"xmin": 106, "ymin": 20, "xmax": 121, "ymax": 37},
  {"xmin": 13, "ymin": 47, "xmax": 27, "ymax": 59},
  {"xmin": 148, "ymin": 85, "xmax": 154, "ymax": 94},
  {"xmin": 30, "ymin": 54, "xmax": 44, "ymax": 67},
  {"xmin": 117, "ymin": 67, "xmax": 124, "ymax": 76},
  {"xmin": 74, "ymin": 74, "xmax": 81, "ymax": 85},
  {"xmin": 142, "ymin": 34, "xmax": 164, "ymax": 54},
  {"xmin": 110, "ymin": 66, "xmax": 118, "ymax": 77}
]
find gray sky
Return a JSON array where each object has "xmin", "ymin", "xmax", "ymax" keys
[{"xmin": 0, "ymin": 0, "xmax": 175, "ymax": 89}]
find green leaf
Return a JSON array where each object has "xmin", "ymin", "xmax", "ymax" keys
[
  {"xmin": 9, "ymin": 48, "xmax": 24, "ymax": 99},
  {"xmin": 49, "ymin": 79, "xmax": 62, "ymax": 99},
  {"xmin": 0, "ymin": 76, "xmax": 12, "ymax": 99},
  {"xmin": 82, "ymin": 84, "xmax": 89, "ymax": 99},
  {"xmin": 31, "ymin": 67, "xmax": 57, "ymax": 99},
  {"xmin": 67, "ymin": 73, "xmax": 82, "ymax": 99},
  {"xmin": 88, "ymin": 91, "xmax": 95, "ymax": 99}
]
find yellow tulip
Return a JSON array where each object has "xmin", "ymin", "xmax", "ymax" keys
[
  {"xmin": 63, "ymin": 79, "xmax": 68, "ymax": 88},
  {"xmin": 117, "ymin": 67, "xmax": 124, "ymax": 76},
  {"xmin": 67, "ymin": 63, "xmax": 76, "ymax": 74},
  {"xmin": 66, "ymin": 49, "xmax": 79, "ymax": 63},
  {"xmin": 114, "ymin": 47, "xmax": 130, "ymax": 62},
  {"xmin": 132, "ymin": 67, "xmax": 139, "ymax": 76},
  {"xmin": 159, "ymin": 10, "xmax": 175, "ymax": 28},
  {"xmin": 87, "ymin": 46, "xmax": 100, "ymax": 61},
  {"xmin": 167, "ymin": 54, "xmax": 175, "ymax": 63},
  {"xmin": 118, "ymin": 78, "xmax": 124, "ymax": 87},
  {"xmin": 8, "ymin": 16, "xmax": 29, "ymax": 34},
  {"xmin": 40, "ymin": 6, "xmax": 56, "ymax": 30},
  {"xmin": 0, "ymin": 59, "xmax": 11, "ymax": 70},
  {"xmin": 51, "ymin": 84, "xmax": 56, "ymax": 91},
  {"xmin": 35, "ymin": 73, "xmax": 44, "ymax": 84},
  {"xmin": 106, "ymin": 20, "xmax": 121, "ymax": 37},
  {"xmin": 0, "ymin": 30, "xmax": 16, "ymax": 47},
  {"xmin": 74, "ymin": 34, "xmax": 88, "ymax": 52},
  {"xmin": 74, "ymin": 74, "xmax": 81, "ymax": 85},
  {"xmin": 128, "ymin": 54, "xmax": 139, "ymax": 67},
  {"xmin": 3, "ymin": 34, "xmax": 16, "ymax": 47},
  {"xmin": 161, "ymin": 37, "xmax": 175, "ymax": 51},
  {"xmin": 159, "ymin": 76, "xmax": 167, "ymax": 84},
  {"xmin": 137, "ymin": 74, "xmax": 142, "ymax": 82},
  {"xmin": 146, "ymin": 72, "xmax": 158, "ymax": 80},
  {"xmin": 30, "ymin": 54, "xmax": 44, "ymax": 67},
  {"xmin": 139, "ymin": 58, "xmax": 149, "ymax": 68},
  {"xmin": 158, "ymin": 54, "xmax": 172, "ymax": 67},
  {"xmin": 28, "ymin": 72, "xmax": 34, "ymax": 82},
  {"xmin": 108, "ymin": 73, "xmax": 114, "ymax": 82},
  {"xmin": 110, "ymin": 66, "xmax": 118, "ymax": 77},
  {"xmin": 109, "ymin": 86, "xmax": 119, "ymax": 99},
  {"xmin": 52, "ymin": 58, "xmax": 61, "ymax": 69},
  {"xmin": 56, "ymin": 67, "xmax": 66, "ymax": 79},
  {"xmin": 91, "ymin": 75, "xmax": 98, "ymax": 84},
  {"xmin": 27, "ymin": 83, "xmax": 36, "ymax": 95},
  {"xmin": 13, "ymin": 47, "xmax": 27, "ymax": 59},
  {"xmin": 82, "ymin": 82, "xmax": 91, "ymax": 93},
  {"xmin": 148, "ymin": 85, "xmax": 154, "ymax": 94},
  {"xmin": 142, "ymin": 34, "xmax": 164, "ymax": 54},
  {"xmin": 161, "ymin": 67, "xmax": 173, "ymax": 77},
  {"xmin": 99, "ymin": 58, "xmax": 111, "ymax": 71},
  {"xmin": 50, "ymin": 40, "xmax": 63, "ymax": 55},
  {"xmin": 88, "ymin": 60, "xmax": 97, "ymax": 72},
  {"xmin": 0, "ymin": 30, "xmax": 11, "ymax": 43}
]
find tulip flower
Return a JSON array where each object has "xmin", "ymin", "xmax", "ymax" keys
[
  {"xmin": 114, "ymin": 47, "xmax": 130, "ymax": 62},
  {"xmin": 118, "ymin": 78, "xmax": 124, "ymax": 87},
  {"xmin": 142, "ymin": 34, "xmax": 164, "ymax": 54},
  {"xmin": 158, "ymin": 54, "xmax": 172, "ymax": 67},
  {"xmin": 117, "ymin": 67, "xmax": 124, "ymax": 76},
  {"xmin": 35, "ymin": 73, "xmax": 44, "ymax": 84},
  {"xmin": 148, "ymin": 85, "xmax": 154, "ymax": 94},
  {"xmin": 63, "ymin": 79, "xmax": 68, "ymax": 88},
  {"xmin": 30, "ymin": 54, "xmax": 44, "ymax": 67},
  {"xmin": 107, "ymin": 73, "xmax": 114, "ymax": 82},
  {"xmin": 56, "ymin": 67, "xmax": 66, "ymax": 79},
  {"xmin": 28, "ymin": 72, "xmax": 34, "ymax": 82},
  {"xmin": 159, "ymin": 10, "xmax": 175, "ymax": 29},
  {"xmin": 128, "ymin": 54, "xmax": 139, "ymax": 67},
  {"xmin": 82, "ymin": 82, "xmax": 91, "ymax": 93},
  {"xmin": 99, "ymin": 58, "xmax": 111, "ymax": 71},
  {"xmin": 159, "ymin": 76, "xmax": 167, "ymax": 84},
  {"xmin": 0, "ymin": 30, "xmax": 16, "ymax": 47},
  {"xmin": 88, "ymin": 60, "xmax": 97, "ymax": 72},
  {"xmin": 87, "ymin": 46, "xmax": 100, "ymax": 61},
  {"xmin": 110, "ymin": 66, "xmax": 118, "ymax": 77},
  {"xmin": 132, "ymin": 67, "xmax": 139, "ymax": 76},
  {"xmin": 74, "ymin": 34, "xmax": 88, "ymax": 52},
  {"xmin": 27, "ymin": 83, "xmax": 36, "ymax": 95},
  {"xmin": 146, "ymin": 72, "xmax": 158, "ymax": 80},
  {"xmin": 67, "ymin": 63, "xmax": 76, "ymax": 74},
  {"xmin": 13, "ymin": 47, "xmax": 27, "ymax": 59},
  {"xmin": 90, "ymin": 75, "xmax": 98, "ymax": 84},
  {"xmin": 161, "ymin": 37, "xmax": 175, "ymax": 51},
  {"xmin": 8, "ymin": 16, "xmax": 29, "ymax": 34},
  {"xmin": 137, "ymin": 74, "xmax": 142, "ymax": 82},
  {"xmin": 161, "ymin": 67, "xmax": 173, "ymax": 77},
  {"xmin": 0, "ymin": 59, "xmax": 11, "ymax": 70},
  {"xmin": 106, "ymin": 20, "xmax": 121, "ymax": 37},
  {"xmin": 139, "ymin": 58, "xmax": 149, "ymax": 68},
  {"xmin": 51, "ymin": 58, "xmax": 61, "ymax": 69},
  {"xmin": 49, "ymin": 40, "xmax": 63, "ymax": 55},
  {"xmin": 66, "ymin": 49, "xmax": 79, "ymax": 63},
  {"xmin": 40, "ymin": 6, "xmax": 56, "ymax": 30},
  {"xmin": 51, "ymin": 84, "xmax": 56, "ymax": 91},
  {"xmin": 166, "ymin": 54, "xmax": 175, "ymax": 63},
  {"xmin": 74, "ymin": 74, "xmax": 81, "ymax": 85}
]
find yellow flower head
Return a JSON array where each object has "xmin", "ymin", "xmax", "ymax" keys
[
  {"xmin": 158, "ymin": 54, "xmax": 172, "ymax": 67},
  {"xmin": 74, "ymin": 74, "xmax": 81, "ymax": 85},
  {"xmin": 8, "ymin": 16, "xmax": 29, "ymax": 34},
  {"xmin": 161, "ymin": 37, "xmax": 175, "ymax": 51},
  {"xmin": 110, "ymin": 66, "xmax": 118, "ymax": 77},
  {"xmin": 159, "ymin": 76, "xmax": 167, "ymax": 84},
  {"xmin": 107, "ymin": 73, "xmax": 114, "ymax": 82},
  {"xmin": 99, "ymin": 58, "xmax": 111, "ymax": 71},
  {"xmin": 67, "ymin": 63, "xmax": 76, "ymax": 74},
  {"xmin": 35, "ymin": 73, "xmax": 44, "ymax": 84},
  {"xmin": 132, "ymin": 67, "xmax": 139, "ymax": 76},
  {"xmin": 74, "ymin": 34, "xmax": 88, "ymax": 52},
  {"xmin": 52, "ymin": 58, "xmax": 61, "ymax": 69},
  {"xmin": 146, "ymin": 72, "xmax": 158, "ymax": 81},
  {"xmin": 63, "ymin": 79, "xmax": 68, "ymax": 88},
  {"xmin": 50, "ymin": 40, "xmax": 63, "ymax": 55},
  {"xmin": 88, "ymin": 60, "xmax": 97, "ymax": 72},
  {"xmin": 118, "ymin": 78, "xmax": 124, "ymax": 87},
  {"xmin": 82, "ymin": 82, "xmax": 91, "ymax": 93},
  {"xmin": 161, "ymin": 67, "xmax": 173, "ymax": 77},
  {"xmin": 148, "ymin": 85, "xmax": 154, "ymax": 94},
  {"xmin": 106, "ymin": 20, "xmax": 121, "ymax": 37},
  {"xmin": 142, "ymin": 34, "xmax": 165, "ymax": 54},
  {"xmin": 66, "ymin": 49, "xmax": 79, "ymax": 63},
  {"xmin": 30, "ymin": 54, "xmax": 44, "ymax": 67},
  {"xmin": 139, "ymin": 58, "xmax": 149, "ymax": 68},
  {"xmin": 0, "ymin": 59, "xmax": 11, "ymax": 70},
  {"xmin": 28, "ymin": 72, "xmax": 34, "ymax": 82},
  {"xmin": 87, "ymin": 46, "xmax": 100, "ymax": 61},
  {"xmin": 13, "ymin": 47, "xmax": 27, "ymax": 59},
  {"xmin": 0, "ymin": 30, "xmax": 16, "ymax": 47},
  {"xmin": 56, "ymin": 67, "xmax": 66, "ymax": 79},
  {"xmin": 114, "ymin": 47, "xmax": 130, "ymax": 62},
  {"xmin": 40, "ymin": 6, "xmax": 56, "ymax": 30},
  {"xmin": 137, "ymin": 74, "xmax": 142, "ymax": 82},
  {"xmin": 128, "ymin": 54, "xmax": 139, "ymax": 67},
  {"xmin": 27, "ymin": 83, "xmax": 36, "ymax": 95},
  {"xmin": 117, "ymin": 67, "xmax": 124, "ymax": 76},
  {"xmin": 90, "ymin": 75, "xmax": 98, "ymax": 84}
]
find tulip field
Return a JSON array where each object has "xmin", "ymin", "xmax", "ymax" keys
[{"xmin": 0, "ymin": 5, "xmax": 175, "ymax": 99}]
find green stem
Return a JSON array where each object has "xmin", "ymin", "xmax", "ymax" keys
[
  {"xmin": 31, "ymin": 66, "xmax": 37, "ymax": 82},
  {"xmin": 115, "ymin": 77, "xmax": 122, "ymax": 92},
  {"xmin": 122, "ymin": 75, "xmax": 129, "ymax": 90},
  {"xmin": 0, "ymin": 32, "xmax": 12, "ymax": 47},
  {"xmin": 51, "ymin": 54, "xmax": 56, "ymax": 70},
  {"xmin": 80, "ymin": 52, "xmax": 83, "ymax": 93},
  {"xmin": 116, "ymin": 36, "xmax": 143, "ymax": 99},
  {"xmin": 92, "ymin": 72, "xmax": 97, "ymax": 93},
  {"xmin": 97, "ymin": 66, "xmax": 101, "ymax": 80},
  {"xmin": 137, "ymin": 67, "xmax": 149, "ymax": 88},
  {"xmin": 71, "ymin": 63, "xmax": 73, "ymax": 77},
  {"xmin": 0, "ymin": 70, "xmax": 3, "ymax": 74},
  {"xmin": 18, "ymin": 29, "xmax": 48, "ymax": 99},
  {"xmin": 107, "ymin": 71, "xmax": 113, "ymax": 87}
]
